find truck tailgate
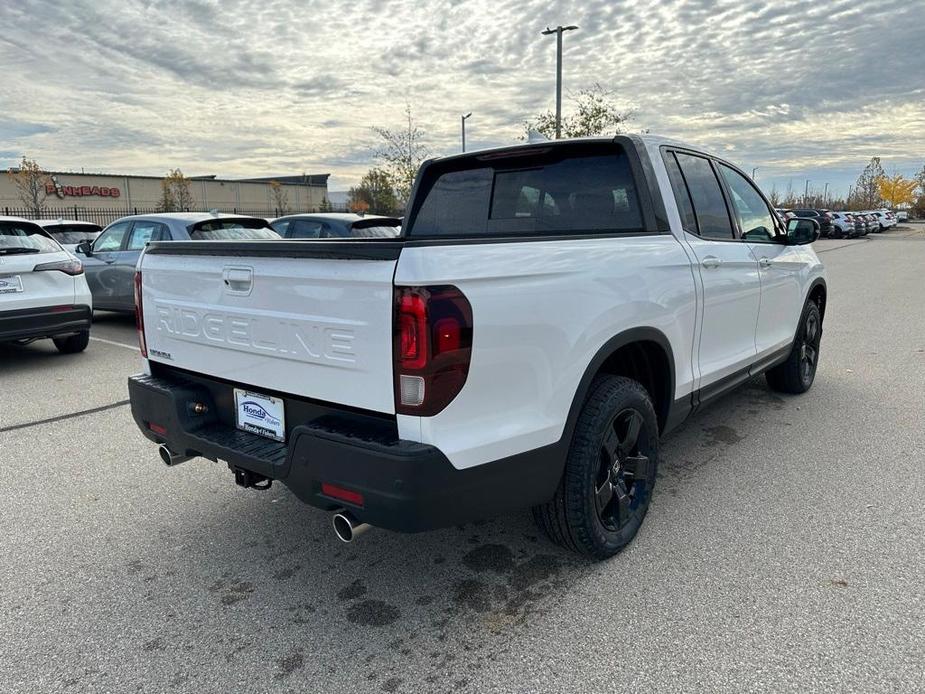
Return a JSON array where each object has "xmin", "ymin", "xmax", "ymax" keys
[{"xmin": 139, "ymin": 241, "xmax": 399, "ymax": 414}]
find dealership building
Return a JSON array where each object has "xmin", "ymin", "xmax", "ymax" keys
[{"xmin": 1, "ymin": 169, "xmax": 331, "ymax": 217}]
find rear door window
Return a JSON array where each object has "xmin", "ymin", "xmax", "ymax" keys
[
  {"xmin": 93, "ymin": 221, "xmax": 131, "ymax": 251},
  {"xmin": 126, "ymin": 221, "xmax": 167, "ymax": 250},
  {"xmin": 673, "ymin": 152, "xmax": 735, "ymax": 240},
  {"xmin": 407, "ymin": 143, "xmax": 644, "ymax": 238},
  {"xmin": 663, "ymin": 153, "xmax": 698, "ymax": 234}
]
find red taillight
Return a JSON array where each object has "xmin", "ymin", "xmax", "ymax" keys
[
  {"xmin": 393, "ymin": 286, "xmax": 473, "ymax": 416},
  {"xmin": 33, "ymin": 259, "xmax": 84, "ymax": 276},
  {"xmin": 148, "ymin": 422, "xmax": 167, "ymax": 436},
  {"xmin": 321, "ymin": 482, "xmax": 364, "ymax": 507},
  {"xmin": 134, "ymin": 270, "xmax": 147, "ymax": 357},
  {"xmin": 398, "ymin": 292, "xmax": 427, "ymax": 369}
]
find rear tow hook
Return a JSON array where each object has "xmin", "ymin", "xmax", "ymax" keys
[{"xmin": 232, "ymin": 467, "xmax": 272, "ymax": 490}]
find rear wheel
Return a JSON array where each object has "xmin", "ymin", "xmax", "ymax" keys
[
  {"xmin": 53, "ymin": 330, "xmax": 90, "ymax": 354},
  {"xmin": 533, "ymin": 375, "xmax": 659, "ymax": 559},
  {"xmin": 766, "ymin": 301, "xmax": 821, "ymax": 394}
]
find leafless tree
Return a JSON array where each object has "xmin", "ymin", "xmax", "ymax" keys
[{"xmin": 7, "ymin": 156, "xmax": 49, "ymax": 216}]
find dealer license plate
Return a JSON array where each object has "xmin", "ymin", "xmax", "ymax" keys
[
  {"xmin": 0, "ymin": 275, "xmax": 24, "ymax": 294},
  {"xmin": 234, "ymin": 389, "xmax": 286, "ymax": 442}
]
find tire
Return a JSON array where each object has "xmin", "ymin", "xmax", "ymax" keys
[
  {"xmin": 533, "ymin": 375, "xmax": 659, "ymax": 559},
  {"xmin": 766, "ymin": 301, "xmax": 821, "ymax": 394},
  {"xmin": 53, "ymin": 330, "xmax": 90, "ymax": 354}
]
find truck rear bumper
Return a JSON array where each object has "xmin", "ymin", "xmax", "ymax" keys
[
  {"xmin": 128, "ymin": 371, "xmax": 562, "ymax": 533},
  {"xmin": 0, "ymin": 305, "xmax": 91, "ymax": 342}
]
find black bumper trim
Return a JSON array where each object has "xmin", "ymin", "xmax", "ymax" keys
[
  {"xmin": 0, "ymin": 304, "xmax": 91, "ymax": 342},
  {"xmin": 128, "ymin": 373, "xmax": 565, "ymax": 532}
]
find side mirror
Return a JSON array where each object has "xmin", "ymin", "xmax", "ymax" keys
[
  {"xmin": 786, "ymin": 218, "xmax": 819, "ymax": 245},
  {"xmin": 75, "ymin": 240, "xmax": 93, "ymax": 256}
]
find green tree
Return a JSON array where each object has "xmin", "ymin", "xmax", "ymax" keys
[
  {"xmin": 523, "ymin": 83, "xmax": 635, "ymax": 140},
  {"xmin": 348, "ymin": 168, "xmax": 400, "ymax": 215},
  {"xmin": 372, "ymin": 104, "xmax": 429, "ymax": 206},
  {"xmin": 7, "ymin": 156, "xmax": 49, "ymax": 216}
]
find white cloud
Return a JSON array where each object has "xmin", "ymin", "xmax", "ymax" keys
[{"xmin": 0, "ymin": 0, "xmax": 922, "ymax": 194}]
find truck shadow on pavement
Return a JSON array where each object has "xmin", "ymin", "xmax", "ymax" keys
[{"xmin": 115, "ymin": 377, "xmax": 793, "ymax": 690}]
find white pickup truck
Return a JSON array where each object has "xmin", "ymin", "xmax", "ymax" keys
[{"xmin": 128, "ymin": 135, "xmax": 827, "ymax": 558}]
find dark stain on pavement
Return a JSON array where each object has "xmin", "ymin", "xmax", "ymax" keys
[
  {"xmin": 462, "ymin": 543, "xmax": 515, "ymax": 573},
  {"xmin": 220, "ymin": 581, "xmax": 255, "ymax": 606},
  {"xmin": 346, "ymin": 599, "xmax": 401, "ymax": 626},
  {"xmin": 702, "ymin": 425, "xmax": 744, "ymax": 447},
  {"xmin": 275, "ymin": 649, "xmax": 304, "ymax": 680},
  {"xmin": 382, "ymin": 676, "xmax": 403, "ymax": 692},
  {"xmin": 337, "ymin": 579, "xmax": 368, "ymax": 601}
]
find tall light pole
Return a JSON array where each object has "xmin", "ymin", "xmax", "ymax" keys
[
  {"xmin": 751, "ymin": 167, "xmax": 759, "ymax": 180},
  {"xmin": 541, "ymin": 25, "xmax": 579, "ymax": 139},
  {"xmin": 823, "ymin": 182, "xmax": 829, "ymax": 206},
  {"xmin": 461, "ymin": 112, "xmax": 472, "ymax": 152},
  {"xmin": 804, "ymin": 179, "xmax": 811, "ymax": 205}
]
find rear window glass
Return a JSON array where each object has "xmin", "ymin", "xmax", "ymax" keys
[
  {"xmin": 407, "ymin": 143, "xmax": 644, "ymax": 238},
  {"xmin": 349, "ymin": 219, "xmax": 401, "ymax": 238},
  {"xmin": 189, "ymin": 218, "xmax": 279, "ymax": 240},
  {"xmin": 42, "ymin": 224, "xmax": 102, "ymax": 244},
  {"xmin": 0, "ymin": 222, "xmax": 61, "ymax": 254}
]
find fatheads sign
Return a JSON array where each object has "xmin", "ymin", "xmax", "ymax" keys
[{"xmin": 46, "ymin": 175, "xmax": 120, "ymax": 199}]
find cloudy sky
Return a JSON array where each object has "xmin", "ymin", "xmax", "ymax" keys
[{"xmin": 1, "ymin": 0, "xmax": 922, "ymax": 196}]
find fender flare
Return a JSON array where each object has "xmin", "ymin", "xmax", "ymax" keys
[
  {"xmin": 560, "ymin": 327, "xmax": 677, "ymax": 447},
  {"xmin": 806, "ymin": 277, "xmax": 827, "ymax": 320}
]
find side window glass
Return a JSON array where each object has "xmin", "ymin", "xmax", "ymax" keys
[
  {"xmin": 718, "ymin": 165, "xmax": 778, "ymax": 243},
  {"xmin": 270, "ymin": 220, "xmax": 290, "ymax": 236},
  {"xmin": 126, "ymin": 222, "xmax": 164, "ymax": 250},
  {"xmin": 663, "ymin": 152, "xmax": 698, "ymax": 233},
  {"xmin": 674, "ymin": 153, "xmax": 735, "ymax": 240},
  {"xmin": 93, "ymin": 221, "xmax": 131, "ymax": 251}
]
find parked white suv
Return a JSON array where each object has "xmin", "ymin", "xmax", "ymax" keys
[
  {"xmin": 128, "ymin": 136, "xmax": 827, "ymax": 558},
  {"xmin": 0, "ymin": 217, "xmax": 93, "ymax": 353}
]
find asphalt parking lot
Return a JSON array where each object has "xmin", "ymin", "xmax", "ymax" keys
[{"xmin": 2, "ymin": 227, "xmax": 923, "ymax": 693}]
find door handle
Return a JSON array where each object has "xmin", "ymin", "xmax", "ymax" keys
[
  {"xmin": 758, "ymin": 257, "xmax": 773, "ymax": 268},
  {"xmin": 222, "ymin": 266, "xmax": 253, "ymax": 294},
  {"xmin": 701, "ymin": 256, "xmax": 722, "ymax": 269}
]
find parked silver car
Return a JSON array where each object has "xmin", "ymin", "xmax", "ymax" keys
[
  {"xmin": 73, "ymin": 212, "xmax": 277, "ymax": 312},
  {"xmin": 270, "ymin": 213, "xmax": 401, "ymax": 239}
]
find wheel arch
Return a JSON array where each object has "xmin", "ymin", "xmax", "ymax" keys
[
  {"xmin": 807, "ymin": 278, "xmax": 827, "ymax": 322},
  {"xmin": 563, "ymin": 328, "xmax": 677, "ymax": 443}
]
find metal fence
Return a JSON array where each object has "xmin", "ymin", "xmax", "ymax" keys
[{"xmin": 2, "ymin": 204, "xmax": 349, "ymax": 227}]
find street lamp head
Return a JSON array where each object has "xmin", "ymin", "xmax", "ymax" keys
[
  {"xmin": 564, "ymin": 25, "xmax": 579, "ymax": 31},
  {"xmin": 463, "ymin": 112, "xmax": 472, "ymax": 120}
]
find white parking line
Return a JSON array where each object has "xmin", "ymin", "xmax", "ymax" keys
[{"xmin": 90, "ymin": 336, "xmax": 140, "ymax": 352}]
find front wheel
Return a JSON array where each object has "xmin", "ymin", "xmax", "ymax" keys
[
  {"xmin": 533, "ymin": 375, "xmax": 659, "ymax": 559},
  {"xmin": 766, "ymin": 301, "xmax": 821, "ymax": 394},
  {"xmin": 53, "ymin": 330, "xmax": 90, "ymax": 354}
]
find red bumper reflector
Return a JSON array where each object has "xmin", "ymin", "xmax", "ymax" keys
[
  {"xmin": 148, "ymin": 422, "xmax": 167, "ymax": 436},
  {"xmin": 321, "ymin": 483, "xmax": 364, "ymax": 507}
]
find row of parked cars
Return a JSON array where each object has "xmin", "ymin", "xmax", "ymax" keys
[
  {"xmin": 0, "ymin": 211, "xmax": 399, "ymax": 352},
  {"xmin": 775, "ymin": 208, "xmax": 900, "ymax": 238},
  {"xmin": 0, "ymin": 196, "xmax": 901, "ymax": 356}
]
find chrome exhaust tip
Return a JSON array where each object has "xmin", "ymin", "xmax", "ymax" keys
[
  {"xmin": 159, "ymin": 444, "xmax": 193, "ymax": 467},
  {"xmin": 332, "ymin": 511, "xmax": 371, "ymax": 543}
]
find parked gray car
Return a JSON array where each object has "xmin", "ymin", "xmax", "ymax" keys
[
  {"xmin": 269, "ymin": 213, "xmax": 401, "ymax": 239},
  {"xmin": 74, "ymin": 212, "xmax": 277, "ymax": 312}
]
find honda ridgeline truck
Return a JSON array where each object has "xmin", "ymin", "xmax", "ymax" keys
[{"xmin": 128, "ymin": 136, "xmax": 826, "ymax": 558}]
